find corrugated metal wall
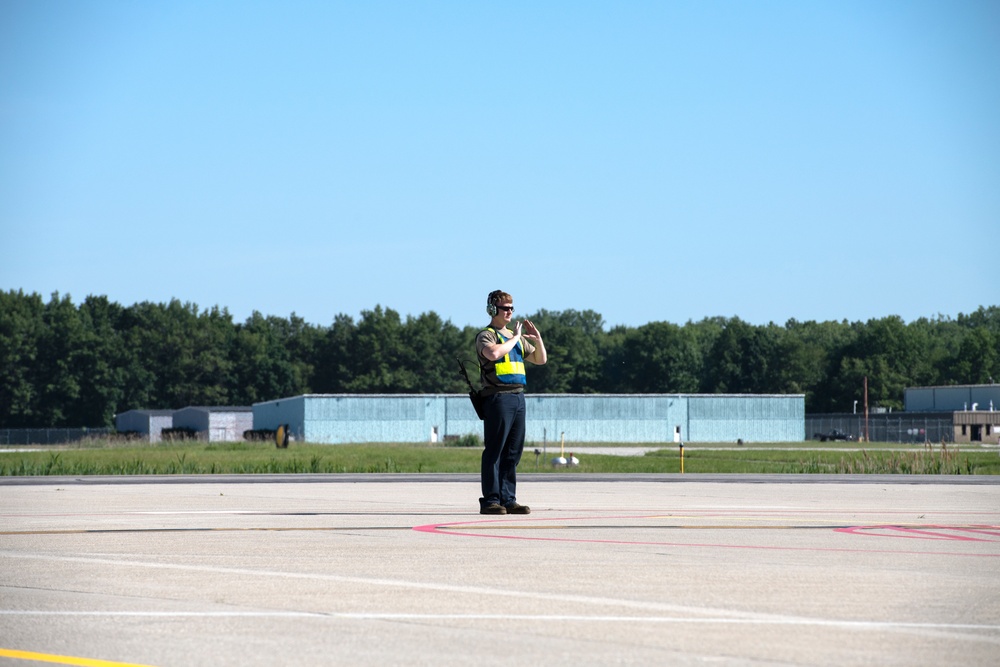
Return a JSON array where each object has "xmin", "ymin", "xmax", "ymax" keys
[
  {"xmin": 207, "ymin": 412, "xmax": 253, "ymax": 442},
  {"xmin": 688, "ymin": 395, "xmax": 804, "ymax": 442},
  {"xmin": 171, "ymin": 408, "xmax": 253, "ymax": 442},
  {"xmin": 253, "ymin": 394, "xmax": 804, "ymax": 444},
  {"xmin": 526, "ymin": 395, "xmax": 684, "ymax": 443},
  {"xmin": 254, "ymin": 396, "xmax": 307, "ymax": 440},
  {"xmin": 303, "ymin": 395, "xmax": 459, "ymax": 443},
  {"xmin": 172, "ymin": 408, "xmax": 210, "ymax": 433},
  {"xmin": 114, "ymin": 411, "xmax": 173, "ymax": 443}
]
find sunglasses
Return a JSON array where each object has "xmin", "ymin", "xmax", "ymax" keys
[{"xmin": 496, "ymin": 305, "xmax": 514, "ymax": 313}]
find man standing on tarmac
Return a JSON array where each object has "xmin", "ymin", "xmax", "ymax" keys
[{"xmin": 476, "ymin": 290, "xmax": 547, "ymax": 515}]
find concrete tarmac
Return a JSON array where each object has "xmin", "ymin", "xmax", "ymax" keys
[{"xmin": 1, "ymin": 474, "xmax": 999, "ymax": 667}]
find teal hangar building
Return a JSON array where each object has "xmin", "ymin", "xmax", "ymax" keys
[{"xmin": 252, "ymin": 394, "xmax": 804, "ymax": 444}]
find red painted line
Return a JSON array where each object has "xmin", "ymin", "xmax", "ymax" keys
[
  {"xmin": 413, "ymin": 516, "xmax": 1000, "ymax": 557},
  {"xmin": 834, "ymin": 525, "xmax": 1000, "ymax": 542},
  {"xmin": 884, "ymin": 526, "xmax": 991, "ymax": 542},
  {"xmin": 6, "ymin": 507, "xmax": 1000, "ymax": 519},
  {"xmin": 958, "ymin": 526, "xmax": 1000, "ymax": 537}
]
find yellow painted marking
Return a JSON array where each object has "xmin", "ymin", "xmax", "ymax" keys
[{"xmin": 0, "ymin": 648, "xmax": 157, "ymax": 667}]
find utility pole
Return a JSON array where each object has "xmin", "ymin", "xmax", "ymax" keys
[{"xmin": 863, "ymin": 376, "xmax": 869, "ymax": 443}]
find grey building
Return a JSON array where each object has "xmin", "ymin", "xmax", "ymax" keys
[
  {"xmin": 253, "ymin": 393, "xmax": 805, "ymax": 445},
  {"xmin": 114, "ymin": 409, "xmax": 174, "ymax": 443},
  {"xmin": 172, "ymin": 406, "xmax": 254, "ymax": 442},
  {"xmin": 905, "ymin": 385, "xmax": 1000, "ymax": 412},
  {"xmin": 904, "ymin": 384, "xmax": 1000, "ymax": 444},
  {"xmin": 806, "ymin": 384, "xmax": 1000, "ymax": 444},
  {"xmin": 952, "ymin": 410, "xmax": 1000, "ymax": 445}
]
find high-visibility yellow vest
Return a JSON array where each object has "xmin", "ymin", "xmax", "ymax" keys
[{"xmin": 487, "ymin": 327, "xmax": 526, "ymax": 385}]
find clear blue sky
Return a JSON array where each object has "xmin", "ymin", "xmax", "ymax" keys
[{"xmin": 2, "ymin": 1, "xmax": 997, "ymax": 330}]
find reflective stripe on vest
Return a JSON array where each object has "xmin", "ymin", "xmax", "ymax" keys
[{"xmin": 488, "ymin": 327, "xmax": 527, "ymax": 385}]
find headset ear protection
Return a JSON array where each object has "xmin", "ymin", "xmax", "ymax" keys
[{"xmin": 486, "ymin": 290, "xmax": 502, "ymax": 317}]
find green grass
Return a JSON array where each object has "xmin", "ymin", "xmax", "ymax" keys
[
  {"xmin": 646, "ymin": 444, "xmax": 1000, "ymax": 475},
  {"xmin": 0, "ymin": 442, "xmax": 480, "ymax": 476},
  {"xmin": 1, "ymin": 440, "xmax": 998, "ymax": 476}
]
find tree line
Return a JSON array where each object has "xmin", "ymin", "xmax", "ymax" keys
[{"xmin": 1, "ymin": 290, "xmax": 997, "ymax": 428}]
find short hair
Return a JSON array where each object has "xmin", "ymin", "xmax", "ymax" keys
[{"xmin": 488, "ymin": 290, "xmax": 513, "ymax": 306}]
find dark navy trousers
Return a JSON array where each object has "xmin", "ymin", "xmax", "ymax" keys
[{"xmin": 480, "ymin": 392, "xmax": 526, "ymax": 508}]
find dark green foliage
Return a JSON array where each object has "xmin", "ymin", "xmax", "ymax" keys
[
  {"xmin": 605, "ymin": 321, "xmax": 702, "ymax": 393},
  {"xmin": 445, "ymin": 433, "xmax": 482, "ymax": 448},
  {"xmin": 0, "ymin": 289, "xmax": 997, "ymax": 427},
  {"xmin": 527, "ymin": 309, "xmax": 606, "ymax": 393},
  {"xmin": 0, "ymin": 290, "xmax": 44, "ymax": 426}
]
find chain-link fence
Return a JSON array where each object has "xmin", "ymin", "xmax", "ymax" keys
[
  {"xmin": 1, "ymin": 417, "xmax": 959, "ymax": 446},
  {"xmin": 805, "ymin": 413, "xmax": 954, "ymax": 444},
  {"xmin": 0, "ymin": 428, "xmax": 115, "ymax": 445}
]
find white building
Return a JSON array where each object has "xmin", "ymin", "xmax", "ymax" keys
[
  {"xmin": 172, "ymin": 406, "xmax": 254, "ymax": 442},
  {"xmin": 114, "ymin": 409, "xmax": 174, "ymax": 443}
]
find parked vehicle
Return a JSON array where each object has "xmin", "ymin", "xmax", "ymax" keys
[{"xmin": 813, "ymin": 429, "xmax": 855, "ymax": 442}]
